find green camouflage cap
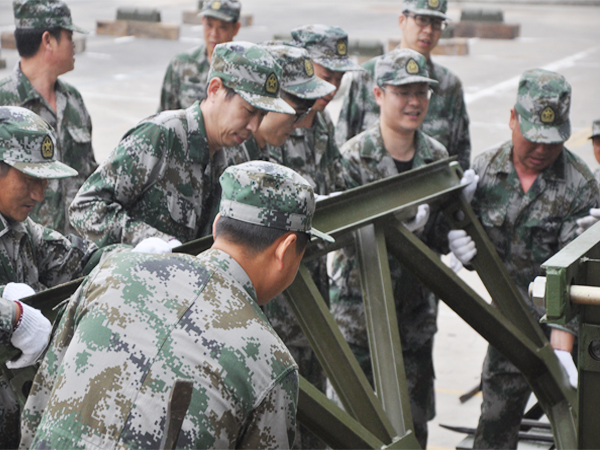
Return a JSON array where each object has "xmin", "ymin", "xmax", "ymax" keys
[
  {"xmin": 13, "ymin": 0, "xmax": 88, "ymax": 34},
  {"xmin": 376, "ymin": 48, "xmax": 438, "ymax": 87},
  {"xmin": 515, "ymin": 69, "xmax": 571, "ymax": 144},
  {"xmin": 260, "ymin": 42, "xmax": 336, "ymax": 100},
  {"xmin": 590, "ymin": 118, "xmax": 600, "ymax": 139},
  {"xmin": 219, "ymin": 161, "xmax": 334, "ymax": 242},
  {"xmin": 291, "ymin": 24, "xmax": 362, "ymax": 72},
  {"xmin": 198, "ymin": 0, "xmax": 240, "ymax": 23},
  {"xmin": 402, "ymin": 0, "xmax": 448, "ymax": 20},
  {"xmin": 0, "ymin": 106, "xmax": 78, "ymax": 179},
  {"xmin": 209, "ymin": 42, "xmax": 295, "ymax": 115}
]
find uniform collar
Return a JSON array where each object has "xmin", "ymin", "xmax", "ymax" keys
[{"xmin": 200, "ymin": 248, "xmax": 258, "ymax": 304}]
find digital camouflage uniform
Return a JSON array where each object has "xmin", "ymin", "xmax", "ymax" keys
[
  {"xmin": 0, "ymin": 0, "xmax": 96, "ymax": 236},
  {"xmin": 70, "ymin": 42, "xmax": 293, "ymax": 248},
  {"xmin": 21, "ymin": 160, "xmax": 332, "ymax": 449},
  {"xmin": 591, "ymin": 119, "xmax": 600, "ymax": 184},
  {"xmin": 330, "ymin": 49, "xmax": 447, "ymax": 449},
  {"xmin": 472, "ymin": 70, "xmax": 599, "ymax": 449},
  {"xmin": 334, "ymin": 0, "xmax": 471, "ymax": 171}
]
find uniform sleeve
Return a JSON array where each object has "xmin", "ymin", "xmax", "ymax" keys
[
  {"xmin": 69, "ymin": 122, "xmax": 176, "ymax": 247},
  {"xmin": 0, "ymin": 297, "xmax": 16, "ymax": 346},
  {"xmin": 237, "ymin": 369, "xmax": 299, "ymax": 450},
  {"xmin": 559, "ymin": 176, "xmax": 600, "ymax": 249},
  {"xmin": 447, "ymin": 83, "xmax": 471, "ymax": 171},
  {"xmin": 322, "ymin": 113, "xmax": 350, "ymax": 192},
  {"xmin": 159, "ymin": 60, "xmax": 181, "ymax": 112}
]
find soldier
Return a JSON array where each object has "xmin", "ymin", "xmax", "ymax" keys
[
  {"xmin": 592, "ymin": 118, "xmax": 600, "ymax": 183},
  {"xmin": 159, "ymin": 0, "xmax": 242, "ymax": 111},
  {"xmin": 447, "ymin": 69, "xmax": 597, "ymax": 449},
  {"xmin": 70, "ymin": 41, "xmax": 294, "ymax": 248},
  {"xmin": 335, "ymin": 0, "xmax": 471, "ymax": 171},
  {"xmin": 21, "ymin": 161, "xmax": 334, "ymax": 449},
  {"xmin": 0, "ymin": 0, "xmax": 98, "ymax": 236},
  {"xmin": 330, "ymin": 48, "xmax": 447, "ymax": 449}
]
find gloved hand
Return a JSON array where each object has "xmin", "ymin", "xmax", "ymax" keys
[
  {"xmin": 133, "ymin": 237, "xmax": 173, "ymax": 254},
  {"xmin": 576, "ymin": 208, "xmax": 600, "ymax": 235},
  {"xmin": 447, "ymin": 252, "xmax": 464, "ymax": 273},
  {"xmin": 448, "ymin": 229, "xmax": 477, "ymax": 265},
  {"xmin": 554, "ymin": 349, "xmax": 577, "ymax": 388},
  {"xmin": 315, "ymin": 191, "xmax": 343, "ymax": 202},
  {"xmin": 403, "ymin": 204, "xmax": 430, "ymax": 233},
  {"xmin": 7, "ymin": 301, "xmax": 52, "ymax": 369},
  {"xmin": 460, "ymin": 169, "xmax": 479, "ymax": 204},
  {"xmin": 3, "ymin": 282, "xmax": 35, "ymax": 301},
  {"xmin": 167, "ymin": 238, "xmax": 183, "ymax": 249}
]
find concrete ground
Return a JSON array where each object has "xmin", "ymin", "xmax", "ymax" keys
[{"xmin": 1, "ymin": 1, "xmax": 599, "ymax": 448}]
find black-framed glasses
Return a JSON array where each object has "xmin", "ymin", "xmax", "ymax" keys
[
  {"xmin": 380, "ymin": 86, "xmax": 433, "ymax": 101},
  {"xmin": 404, "ymin": 12, "xmax": 448, "ymax": 31},
  {"xmin": 294, "ymin": 107, "xmax": 312, "ymax": 124}
]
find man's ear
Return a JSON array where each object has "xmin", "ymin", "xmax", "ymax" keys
[
  {"xmin": 206, "ymin": 77, "xmax": 224, "ymax": 100},
  {"xmin": 273, "ymin": 232, "xmax": 298, "ymax": 271},
  {"xmin": 509, "ymin": 108, "xmax": 517, "ymax": 131},
  {"xmin": 212, "ymin": 213, "xmax": 221, "ymax": 240},
  {"xmin": 41, "ymin": 31, "xmax": 54, "ymax": 50},
  {"xmin": 233, "ymin": 22, "xmax": 242, "ymax": 36},
  {"xmin": 374, "ymin": 85, "xmax": 384, "ymax": 107}
]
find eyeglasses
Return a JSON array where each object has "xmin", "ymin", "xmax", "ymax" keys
[
  {"xmin": 380, "ymin": 86, "xmax": 433, "ymax": 101},
  {"xmin": 294, "ymin": 107, "xmax": 312, "ymax": 124},
  {"xmin": 404, "ymin": 13, "xmax": 448, "ymax": 31}
]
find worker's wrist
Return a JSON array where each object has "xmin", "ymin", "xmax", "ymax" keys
[{"xmin": 13, "ymin": 301, "xmax": 23, "ymax": 331}]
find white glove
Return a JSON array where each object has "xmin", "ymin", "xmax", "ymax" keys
[
  {"xmin": 7, "ymin": 302, "xmax": 52, "ymax": 369},
  {"xmin": 448, "ymin": 229, "xmax": 477, "ymax": 265},
  {"xmin": 167, "ymin": 238, "xmax": 183, "ymax": 249},
  {"xmin": 554, "ymin": 349, "xmax": 577, "ymax": 388},
  {"xmin": 3, "ymin": 282, "xmax": 36, "ymax": 301},
  {"xmin": 447, "ymin": 252, "xmax": 464, "ymax": 273},
  {"xmin": 403, "ymin": 204, "xmax": 430, "ymax": 233},
  {"xmin": 133, "ymin": 237, "xmax": 173, "ymax": 254},
  {"xmin": 315, "ymin": 192, "xmax": 343, "ymax": 202},
  {"xmin": 460, "ymin": 169, "xmax": 479, "ymax": 204},
  {"xmin": 576, "ymin": 208, "xmax": 600, "ymax": 235}
]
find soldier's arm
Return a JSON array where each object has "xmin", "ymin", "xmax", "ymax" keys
[
  {"xmin": 159, "ymin": 61, "xmax": 181, "ymax": 112},
  {"xmin": 448, "ymin": 84, "xmax": 472, "ymax": 171},
  {"xmin": 0, "ymin": 297, "xmax": 17, "ymax": 346},
  {"xmin": 558, "ymin": 176, "xmax": 600, "ymax": 249}
]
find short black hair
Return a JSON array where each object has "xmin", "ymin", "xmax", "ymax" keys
[
  {"xmin": 223, "ymin": 84, "xmax": 237, "ymax": 100},
  {"xmin": 281, "ymin": 91, "xmax": 316, "ymax": 112},
  {"xmin": 14, "ymin": 27, "xmax": 62, "ymax": 58},
  {"xmin": 215, "ymin": 216, "xmax": 309, "ymax": 255}
]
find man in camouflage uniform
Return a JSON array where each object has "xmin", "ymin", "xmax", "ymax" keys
[
  {"xmin": 0, "ymin": 0, "xmax": 98, "ymax": 236},
  {"xmin": 331, "ymin": 49, "xmax": 447, "ymax": 449},
  {"xmin": 0, "ymin": 106, "xmax": 103, "ymax": 448},
  {"xmin": 590, "ymin": 118, "xmax": 600, "ymax": 183},
  {"xmin": 159, "ymin": 0, "xmax": 242, "ymax": 111},
  {"xmin": 21, "ymin": 160, "xmax": 334, "ymax": 449},
  {"xmin": 70, "ymin": 42, "xmax": 294, "ymax": 248},
  {"xmin": 447, "ymin": 69, "xmax": 597, "ymax": 449},
  {"xmin": 335, "ymin": 0, "xmax": 471, "ymax": 171}
]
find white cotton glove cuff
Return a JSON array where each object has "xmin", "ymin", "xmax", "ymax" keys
[
  {"xmin": 448, "ymin": 252, "xmax": 464, "ymax": 274},
  {"xmin": 576, "ymin": 208, "xmax": 600, "ymax": 235},
  {"xmin": 133, "ymin": 237, "xmax": 173, "ymax": 254},
  {"xmin": 167, "ymin": 238, "xmax": 183, "ymax": 249},
  {"xmin": 7, "ymin": 302, "xmax": 52, "ymax": 369},
  {"xmin": 448, "ymin": 229, "xmax": 477, "ymax": 265},
  {"xmin": 554, "ymin": 349, "xmax": 578, "ymax": 388},
  {"xmin": 460, "ymin": 169, "xmax": 479, "ymax": 204},
  {"xmin": 403, "ymin": 204, "xmax": 430, "ymax": 233},
  {"xmin": 3, "ymin": 282, "xmax": 36, "ymax": 301}
]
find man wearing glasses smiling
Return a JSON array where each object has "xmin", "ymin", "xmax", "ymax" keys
[{"xmin": 335, "ymin": 0, "xmax": 471, "ymax": 172}]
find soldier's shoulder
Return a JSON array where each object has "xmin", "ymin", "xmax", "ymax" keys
[
  {"xmin": 0, "ymin": 74, "xmax": 20, "ymax": 103},
  {"xmin": 472, "ymin": 141, "xmax": 508, "ymax": 173},
  {"xmin": 563, "ymin": 147, "xmax": 597, "ymax": 184},
  {"xmin": 55, "ymin": 78, "xmax": 86, "ymax": 101},
  {"xmin": 171, "ymin": 44, "xmax": 208, "ymax": 64},
  {"xmin": 361, "ymin": 55, "xmax": 381, "ymax": 76},
  {"xmin": 340, "ymin": 126, "xmax": 375, "ymax": 157},
  {"xmin": 429, "ymin": 59, "xmax": 464, "ymax": 90},
  {"xmin": 422, "ymin": 132, "xmax": 449, "ymax": 160}
]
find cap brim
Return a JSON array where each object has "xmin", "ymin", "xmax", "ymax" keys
[
  {"xmin": 404, "ymin": 8, "xmax": 448, "ymax": 20},
  {"xmin": 6, "ymin": 160, "xmax": 78, "ymax": 179},
  {"xmin": 314, "ymin": 57, "xmax": 364, "ymax": 72},
  {"xmin": 387, "ymin": 75, "xmax": 439, "ymax": 87},
  {"xmin": 518, "ymin": 115, "xmax": 570, "ymax": 144},
  {"xmin": 283, "ymin": 77, "xmax": 336, "ymax": 100},
  {"xmin": 237, "ymin": 90, "xmax": 296, "ymax": 115},
  {"xmin": 309, "ymin": 227, "xmax": 335, "ymax": 243},
  {"xmin": 198, "ymin": 10, "xmax": 236, "ymax": 22},
  {"xmin": 64, "ymin": 24, "xmax": 89, "ymax": 34}
]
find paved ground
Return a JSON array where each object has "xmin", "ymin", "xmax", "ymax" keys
[{"xmin": 1, "ymin": 1, "xmax": 599, "ymax": 448}]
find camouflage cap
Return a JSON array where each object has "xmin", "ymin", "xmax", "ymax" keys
[
  {"xmin": 376, "ymin": 48, "xmax": 438, "ymax": 87},
  {"xmin": 0, "ymin": 106, "xmax": 78, "ymax": 179},
  {"xmin": 208, "ymin": 42, "xmax": 295, "ymax": 115},
  {"xmin": 590, "ymin": 118, "xmax": 600, "ymax": 139},
  {"xmin": 13, "ymin": 0, "xmax": 88, "ymax": 34},
  {"xmin": 219, "ymin": 161, "xmax": 334, "ymax": 242},
  {"xmin": 402, "ymin": 0, "xmax": 448, "ymax": 20},
  {"xmin": 515, "ymin": 69, "xmax": 571, "ymax": 144},
  {"xmin": 198, "ymin": 0, "xmax": 240, "ymax": 23},
  {"xmin": 291, "ymin": 24, "xmax": 362, "ymax": 72},
  {"xmin": 260, "ymin": 42, "xmax": 336, "ymax": 100}
]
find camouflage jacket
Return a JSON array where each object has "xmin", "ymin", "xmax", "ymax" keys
[
  {"xmin": 0, "ymin": 64, "xmax": 98, "ymax": 236},
  {"xmin": 21, "ymin": 248, "xmax": 299, "ymax": 449},
  {"xmin": 0, "ymin": 213, "xmax": 98, "ymax": 294},
  {"xmin": 472, "ymin": 141, "xmax": 599, "ymax": 320},
  {"xmin": 335, "ymin": 53, "xmax": 471, "ymax": 170},
  {"xmin": 594, "ymin": 167, "xmax": 600, "ymax": 185},
  {"xmin": 0, "ymin": 298, "xmax": 16, "ymax": 347},
  {"xmin": 70, "ymin": 102, "xmax": 227, "ymax": 247},
  {"xmin": 330, "ymin": 123, "xmax": 448, "ymax": 349},
  {"xmin": 269, "ymin": 111, "xmax": 348, "ymax": 195},
  {"xmin": 159, "ymin": 44, "xmax": 211, "ymax": 112}
]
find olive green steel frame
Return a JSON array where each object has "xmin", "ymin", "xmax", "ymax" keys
[{"xmin": 1, "ymin": 159, "xmax": 577, "ymax": 448}]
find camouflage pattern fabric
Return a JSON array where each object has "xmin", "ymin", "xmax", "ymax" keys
[
  {"xmin": 375, "ymin": 48, "xmax": 437, "ymax": 87},
  {"xmin": 0, "ymin": 298, "xmax": 16, "ymax": 347},
  {"xmin": 0, "ymin": 65, "xmax": 98, "ymax": 235},
  {"xmin": 13, "ymin": 0, "xmax": 87, "ymax": 34},
  {"xmin": 471, "ymin": 141, "xmax": 599, "ymax": 449},
  {"xmin": 69, "ymin": 103, "xmax": 227, "ymax": 247},
  {"xmin": 335, "ymin": 50, "xmax": 471, "ymax": 171},
  {"xmin": 402, "ymin": 0, "xmax": 449, "ymax": 20},
  {"xmin": 21, "ymin": 248, "xmax": 299, "ymax": 449},
  {"xmin": 159, "ymin": 44, "xmax": 211, "ymax": 112},
  {"xmin": 199, "ymin": 0, "xmax": 241, "ymax": 23},
  {"xmin": 594, "ymin": 167, "xmax": 600, "ymax": 185},
  {"xmin": 330, "ymin": 123, "xmax": 448, "ymax": 448}
]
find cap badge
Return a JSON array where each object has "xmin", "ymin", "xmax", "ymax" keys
[
  {"xmin": 336, "ymin": 39, "xmax": 348, "ymax": 56},
  {"xmin": 406, "ymin": 59, "xmax": 420, "ymax": 75},
  {"xmin": 304, "ymin": 59, "xmax": 314, "ymax": 77},
  {"xmin": 211, "ymin": 1, "xmax": 222, "ymax": 10},
  {"xmin": 428, "ymin": 0, "xmax": 440, "ymax": 9},
  {"xmin": 41, "ymin": 135, "xmax": 54, "ymax": 159},
  {"xmin": 541, "ymin": 106, "xmax": 555, "ymax": 124},
  {"xmin": 266, "ymin": 73, "xmax": 279, "ymax": 95}
]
